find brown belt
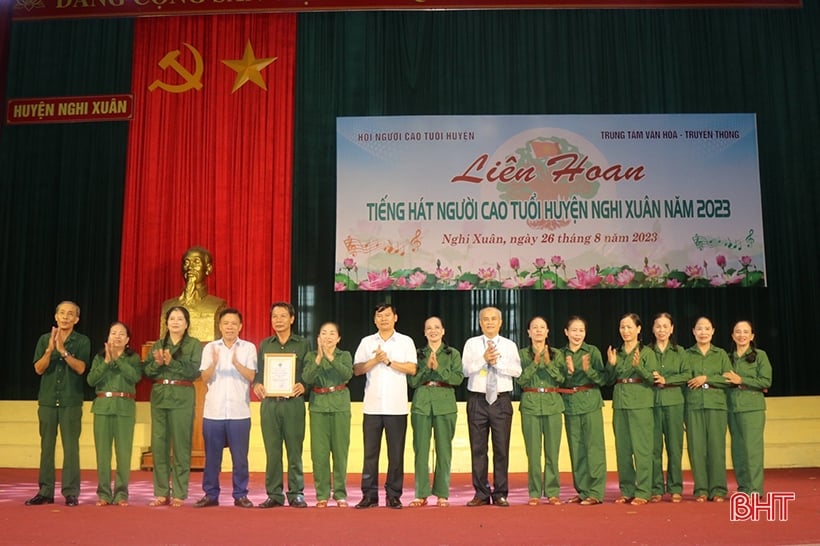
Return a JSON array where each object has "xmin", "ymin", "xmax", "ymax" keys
[
  {"xmin": 268, "ymin": 395, "xmax": 303, "ymax": 401},
  {"xmin": 96, "ymin": 391, "xmax": 135, "ymax": 399},
  {"xmin": 312, "ymin": 385, "xmax": 347, "ymax": 394},
  {"xmin": 523, "ymin": 387, "xmax": 562, "ymax": 393},
  {"xmin": 155, "ymin": 379, "xmax": 194, "ymax": 387},
  {"xmin": 616, "ymin": 378, "xmax": 644, "ymax": 384},
  {"xmin": 560, "ymin": 383, "xmax": 596, "ymax": 394},
  {"xmin": 423, "ymin": 381, "xmax": 452, "ymax": 388},
  {"xmin": 737, "ymin": 385, "xmax": 768, "ymax": 393}
]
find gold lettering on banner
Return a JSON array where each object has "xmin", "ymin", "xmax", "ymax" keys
[{"xmin": 148, "ymin": 43, "xmax": 204, "ymax": 93}]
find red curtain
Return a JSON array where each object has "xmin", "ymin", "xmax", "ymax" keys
[{"xmin": 119, "ymin": 14, "xmax": 296, "ymax": 399}]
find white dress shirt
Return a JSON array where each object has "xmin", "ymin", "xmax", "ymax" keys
[
  {"xmin": 462, "ymin": 334, "xmax": 522, "ymax": 394},
  {"xmin": 354, "ymin": 331, "xmax": 417, "ymax": 415},
  {"xmin": 199, "ymin": 338, "xmax": 257, "ymax": 420}
]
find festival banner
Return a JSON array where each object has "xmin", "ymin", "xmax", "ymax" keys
[{"xmin": 335, "ymin": 114, "xmax": 766, "ymax": 291}]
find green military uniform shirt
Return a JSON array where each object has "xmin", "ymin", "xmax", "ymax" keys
[
  {"xmin": 408, "ymin": 345, "xmax": 463, "ymax": 416},
  {"xmin": 516, "ymin": 346, "xmax": 565, "ymax": 416},
  {"xmin": 34, "ymin": 330, "xmax": 91, "ymax": 407}
]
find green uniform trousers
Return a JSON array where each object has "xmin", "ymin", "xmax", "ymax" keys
[
  {"xmin": 652, "ymin": 404, "xmax": 685, "ymax": 495},
  {"xmin": 613, "ymin": 407, "xmax": 654, "ymax": 499},
  {"xmin": 94, "ymin": 413, "xmax": 136, "ymax": 503},
  {"xmin": 309, "ymin": 410, "xmax": 351, "ymax": 502},
  {"xmin": 37, "ymin": 405, "xmax": 82, "ymax": 498},
  {"xmin": 151, "ymin": 404, "xmax": 195, "ymax": 499},
  {"xmin": 564, "ymin": 409, "xmax": 606, "ymax": 501},
  {"xmin": 729, "ymin": 410, "xmax": 766, "ymax": 494},
  {"xmin": 411, "ymin": 411, "xmax": 457, "ymax": 499},
  {"xmin": 686, "ymin": 408, "xmax": 728, "ymax": 498},
  {"xmin": 521, "ymin": 412, "xmax": 562, "ymax": 498},
  {"xmin": 260, "ymin": 397, "xmax": 306, "ymax": 503}
]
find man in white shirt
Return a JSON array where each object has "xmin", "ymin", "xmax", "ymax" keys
[
  {"xmin": 462, "ymin": 306, "xmax": 522, "ymax": 507},
  {"xmin": 193, "ymin": 308, "xmax": 257, "ymax": 508},
  {"xmin": 353, "ymin": 303, "xmax": 417, "ymax": 509}
]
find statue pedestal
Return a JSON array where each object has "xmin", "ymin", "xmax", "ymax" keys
[{"xmin": 139, "ymin": 341, "xmax": 207, "ymax": 471}]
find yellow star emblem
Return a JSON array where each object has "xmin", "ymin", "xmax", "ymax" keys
[{"xmin": 221, "ymin": 40, "xmax": 276, "ymax": 93}]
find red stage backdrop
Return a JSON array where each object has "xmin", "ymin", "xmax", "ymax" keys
[{"xmin": 119, "ymin": 14, "xmax": 296, "ymax": 399}]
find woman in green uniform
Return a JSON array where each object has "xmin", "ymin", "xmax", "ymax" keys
[
  {"xmin": 649, "ymin": 312, "xmax": 690, "ymax": 503},
  {"xmin": 88, "ymin": 321, "xmax": 142, "ymax": 506},
  {"xmin": 143, "ymin": 306, "xmax": 202, "ymax": 507},
  {"xmin": 516, "ymin": 316, "xmax": 564, "ymax": 506},
  {"xmin": 559, "ymin": 316, "xmax": 608, "ymax": 505},
  {"xmin": 302, "ymin": 322, "xmax": 354, "ymax": 508},
  {"xmin": 607, "ymin": 313, "xmax": 658, "ymax": 506},
  {"xmin": 724, "ymin": 320, "xmax": 772, "ymax": 495},
  {"xmin": 685, "ymin": 316, "xmax": 731, "ymax": 502},
  {"xmin": 408, "ymin": 316, "xmax": 463, "ymax": 508}
]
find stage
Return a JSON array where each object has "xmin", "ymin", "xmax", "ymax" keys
[{"xmin": 1, "ymin": 468, "xmax": 818, "ymax": 545}]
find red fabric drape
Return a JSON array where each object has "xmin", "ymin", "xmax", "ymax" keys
[{"xmin": 119, "ymin": 14, "xmax": 296, "ymax": 399}]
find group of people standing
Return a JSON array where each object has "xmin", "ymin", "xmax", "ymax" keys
[
  {"xmin": 24, "ymin": 300, "xmax": 772, "ymax": 510},
  {"xmin": 519, "ymin": 312, "xmax": 773, "ymax": 507}
]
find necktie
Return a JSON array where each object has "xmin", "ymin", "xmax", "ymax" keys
[{"xmin": 486, "ymin": 339, "xmax": 497, "ymax": 404}]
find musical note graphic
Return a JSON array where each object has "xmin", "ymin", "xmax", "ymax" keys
[{"xmin": 344, "ymin": 229, "xmax": 423, "ymax": 257}]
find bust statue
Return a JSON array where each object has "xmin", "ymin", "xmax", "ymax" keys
[{"xmin": 159, "ymin": 246, "xmax": 226, "ymax": 342}]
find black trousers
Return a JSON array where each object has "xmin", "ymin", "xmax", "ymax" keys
[
  {"xmin": 466, "ymin": 391, "xmax": 513, "ymax": 500},
  {"xmin": 361, "ymin": 414, "xmax": 407, "ymax": 500}
]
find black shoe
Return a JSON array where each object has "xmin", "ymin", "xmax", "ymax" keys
[
  {"xmin": 258, "ymin": 497, "xmax": 284, "ymax": 509},
  {"xmin": 193, "ymin": 496, "xmax": 219, "ymax": 508},
  {"xmin": 386, "ymin": 497, "xmax": 402, "ymax": 509},
  {"xmin": 290, "ymin": 495, "xmax": 307, "ymax": 508},
  {"xmin": 466, "ymin": 496, "xmax": 490, "ymax": 507},
  {"xmin": 25, "ymin": 494, "xmax": 54, "ymax": 506},
  {"xmin": 354, "ymin": 497, "xmax": 379, "ymax": 509},
  {"xmin": 234, "ymin": 496, "xmax": 253, "ymax": 508},
  {"xmin": 493, "ymin": 496, "xmax": 510, "ymax": 507},
  {"xmin": 65, "ymin": 495, "xmax": 79, "ymax": 507}
]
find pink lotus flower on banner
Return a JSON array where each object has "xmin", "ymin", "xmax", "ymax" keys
[
  {"xmin": 435, "ymin": 266, "xmax": 455, "ymax": 282},
  {"xmin": 502, "ymin": 276, "xmax": 537, "ymax": 288},
  {"xmin": 616, "ymin": 269, "xmax": 635, "ymax": 286},
  {"xmin": 407, "ymin": 271, "xmax": 427, "ymax": 288},
  {"xmin": 477, "ymin": 267, "xmax": 498, "ymax": 283},
  {"xmin": 710, "ymin": 272, "xmax": 745, "ymax": 287},
  {"xmin": 568, "ymin": 267, "xmax": 603, "ymax": 289},
  {"xmin": 358, "ymin": 269, "xmax": 394, "ymax": 291},
  {"xmin": 684, "ymin": 264, "xmax": 705, "ymax": 280},
  {"xmin": 643, "ymin": 263, "xmax": 663, "ymax": 279},
  {"xmin": 333, "ymin": 253, "xmax": 764, "ymax": 291}
]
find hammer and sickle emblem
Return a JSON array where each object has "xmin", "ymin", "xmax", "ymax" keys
[{"xmin": 148, "ymin": 43, "xmax": 204, "ymax": 93}]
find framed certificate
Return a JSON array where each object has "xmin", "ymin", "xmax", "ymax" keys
[{"xmin": 264, "ymin": 353, "xmax": 296, "ymax": 396}]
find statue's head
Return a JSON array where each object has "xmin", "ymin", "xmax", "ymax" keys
[{"xmin": 181, "ymin": 246, "xmax": 213, "ymax": 285}]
